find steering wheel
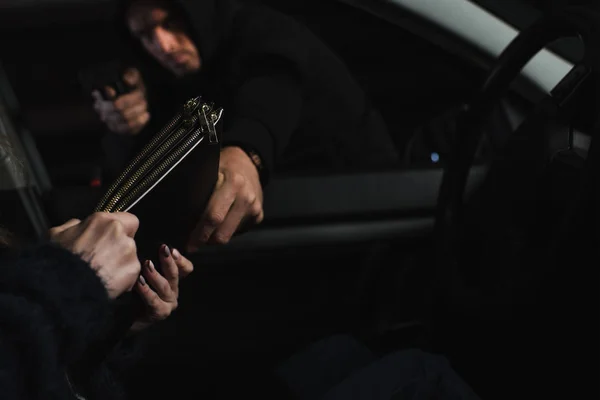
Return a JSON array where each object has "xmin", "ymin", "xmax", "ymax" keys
[
  {"xmin": 434, "ymin": 7, "xmax": 600, "ymax": 280},
  {"xmin": 427, "ymin": 9, "xmax": 600, "ymax": 398}
]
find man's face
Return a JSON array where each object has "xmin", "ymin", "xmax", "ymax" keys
[{"xmin": 127, "ymin": 2, "xmax": 201, "ymax": 77}]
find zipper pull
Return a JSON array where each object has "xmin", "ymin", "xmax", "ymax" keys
[
  {"xmin": 184, "ymin": 97, "xmax": 201, "ymax": 116},
  {"xmin": 182, "ymin": 97, "xmax": 202, "ymax": 127},
  {"xmin": 199, "ymin": 107, "xmax": 219, "ymax": 144},
  {"xmin": 202, "ymin": 102, "xmax": 214, "ymax": 113},
  {"xmin": 210, "ymin": 108, "xmax": 223, "ymax": 144}
]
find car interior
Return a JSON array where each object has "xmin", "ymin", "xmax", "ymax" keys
[{"xmin": 0, "ymin": 0, "xmax": 597, "ymax": 399}]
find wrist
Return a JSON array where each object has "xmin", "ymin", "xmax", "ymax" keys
[{"xmin": 225, "ymin": 145, "xmax": 268, "ymax": 185}]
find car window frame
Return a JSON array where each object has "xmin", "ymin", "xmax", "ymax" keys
[
  {"xmin": 470, "ymin": 0, "xmax": 584, "ymax": 63},
  {"xmin": 337, "ymin": 0, "xmax": 574, "ymax": 104}
]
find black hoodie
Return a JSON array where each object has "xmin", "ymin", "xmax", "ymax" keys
[{"xmin": 104, "ymin": 0, "xmax": 399, "ymax": 182}]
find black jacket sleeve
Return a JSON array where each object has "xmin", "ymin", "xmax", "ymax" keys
[
  {"xmin": 0, "ymin": 243, "xmax": 113, "ymax": 400},
  {"xmin": 222, "ymin": 59, "xmax": 304, "ymax": 182}
]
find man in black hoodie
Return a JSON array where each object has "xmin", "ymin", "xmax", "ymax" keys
[{"xmin": 94, "ymin": 0, "xmax": 399, "ymax": 248}]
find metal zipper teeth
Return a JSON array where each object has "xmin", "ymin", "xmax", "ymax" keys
[
  {"xmin": 101, "ymin": 113, "xmax": 203, "ymax": 213},
  {"xmin": 96, "ymin": 101, "xmax": 216, "ymax": 212},
  {"xmin": 112, "ymin": 127, "xmax": 204, "ymax": 212},
  {"xmin": 95, "ymin": 112, "xmax": 183, "ymax": 212}
]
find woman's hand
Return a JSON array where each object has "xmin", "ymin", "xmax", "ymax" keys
[
  {"xmin": 130, "ymin": 244, "xmax": 194, "ymax": 333},
  {"xmin": 49, "ymin": 212, "xmax": 141, "ymax": 300}
]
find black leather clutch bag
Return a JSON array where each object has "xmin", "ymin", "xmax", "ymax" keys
[
  {"xmin": 95, "ymin": 96, "xmax": 223, "ymax": 257},
  {"xmin": 75, "ymin": 97, "xmax": 223, "ymax": 372}
]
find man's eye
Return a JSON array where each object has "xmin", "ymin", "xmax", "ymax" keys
[
  {"xmin": 162, "ymin": 18, "xmax": 183, "ymax": 32},
  {"xmin": 138, "ymin": 28, "xmax": 154, "ymax": 40}
]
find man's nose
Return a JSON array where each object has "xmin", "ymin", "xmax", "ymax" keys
[{"xmin": 153, "ymin": 27, "xmax": 178, "ymax": 54}]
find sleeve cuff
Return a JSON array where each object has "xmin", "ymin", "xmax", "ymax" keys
[
  {"xmin": 3, "ymin": 243, "xmax": 113, "ymax": 359},
  {"xmin": 223, "ymin": 117, "xmax": 275, "ymax": 184}
]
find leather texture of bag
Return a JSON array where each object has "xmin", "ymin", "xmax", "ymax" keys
[{"xmin": 95, "ymin": 96, "xmax": 223, "ymax": 258}]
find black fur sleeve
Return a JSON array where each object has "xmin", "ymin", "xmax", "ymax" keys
[{"xmin": 0, "ymin": 243, "xmax": 113, "ymax": 400}]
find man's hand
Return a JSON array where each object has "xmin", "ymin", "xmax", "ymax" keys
[
  {"xmin": 130, "ymin": 245, "xmax": 194, "ymax": 333},
  {"xmin": 187, "ymin": 146, "xmax": 264, "ymax": 251},
  {"xmin": 92, "ymin": 68, "xmax": 150, "ymax": 135}
]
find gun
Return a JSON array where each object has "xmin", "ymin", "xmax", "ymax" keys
[{"xmin": 78, "ymin": 60, "xmax": 134, "ymax": 100}]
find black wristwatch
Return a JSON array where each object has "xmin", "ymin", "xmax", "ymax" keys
[{"xmin": 231, "ymin": 145, "xmax": 268, "ymax": 185}]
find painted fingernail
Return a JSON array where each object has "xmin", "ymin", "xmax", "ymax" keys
[
  {"xmin": 172, "ymin": 248, "xmax": 181, "ymax": 260},
  {"xmin": 162, "ymin": 245, "xmax": 170, "ymax": 258},
  {"xmin": 138, "ymin": 275, "xmax": 146, "ymax": 286},
  {"xmin": 146, "ymin": 260, "xmax": 154, "ymax": 272}
]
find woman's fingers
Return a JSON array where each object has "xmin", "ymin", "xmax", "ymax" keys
[
  {"xmin": 172, "ymin": 248, "xmax": 194, "ymax": 278},
  {"xmin": 141, "ymin": 259, "xmax": 177, "ymax": 303},
  {"xmin": 48, "ymin": 218, "xmax": 81, "ymax": 237},
  {"xmin": 159, "ymin": 245, "xmax": 179, "ymax": 294},
  {"xmin": 135, "ymin": 275, "xmax": 172, "ymax": 320},
  {"xmin": 130, "ymin": 245, "xmax": 194, "ymax": 331}
]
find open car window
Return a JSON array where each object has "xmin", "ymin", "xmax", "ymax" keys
[
  {"xmin": 0, "ymin": 0, "xmax": 582, "ymax": 253},
  {"xmin": 0, "ymin": 0, "xmax": 520, "ymax": 186}
]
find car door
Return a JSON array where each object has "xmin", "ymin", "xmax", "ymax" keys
[{"xmin": 197, "ymin": 0, "xmax": 569, "ymax": 259}]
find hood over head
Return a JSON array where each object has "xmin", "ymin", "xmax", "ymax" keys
[
  {"xmin": 115, "ymin": 0, "xmax": 242, "ymax": 74},
  {"xmin": 115, "ymin": 0, "xmax": 312, "ymax": 111}
]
